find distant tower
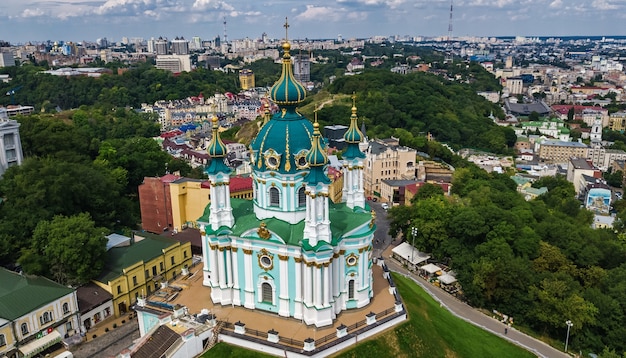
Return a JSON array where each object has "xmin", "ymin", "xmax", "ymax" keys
[
  {"xmin": 445, "ymin": 0, "xmax": 454, "ymax": 63},
  {"xmin": 223, "ymin": 17, "xmax": 228, "ymax": 44}
]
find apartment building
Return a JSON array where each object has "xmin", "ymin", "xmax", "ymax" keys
[
  {"xmin": 363, "ymin": 138, "xmax": 417, "ymax": 200},
  {"xmin": 609, "ymin": 112, "xmax": 626, "ymax": 132},
  {"xmin": 537, "ymin": 139, "xmax": 588, "ymax": 163},
  {"xmin": 155, "ymin": 54, "xmax": 191, "ymax": 73}
]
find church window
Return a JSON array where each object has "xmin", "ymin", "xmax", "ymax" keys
[
  {"xmin": 261, "ymin": 282, "xmax": 272, "ymax": 303},
  {"xmin": 348, "ymin": 280, "xmax": 355, "ymax": 299},
  {"xmin": 346, "ymin": 254, "xmax": 358, "ymax": 266},
  {"xmin": 298, "ymin": 187, "xmax": 306, "ymax": 207},
  {"xmin": 0, "ymin": 334, "xmax": 5, "ymax": 347},
  {"xmin": 21, "ymin": 323, "xmax": 28, "ymax": 335},
  {"xmin": 62, "ymin": 302, "xmax": 70, "ymax": 314},
  {"xmin": 269, "ymin": 187, "xmax": 280, "ymax": 207}
]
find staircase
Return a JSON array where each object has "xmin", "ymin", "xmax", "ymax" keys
[{"xmin": 202, "ymin": 321, "xmax": 225, "ymax": 352}]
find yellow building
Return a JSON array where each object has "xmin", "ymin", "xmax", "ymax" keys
[
  {"xmin": 609, "ymin": 111, "xmax": 626, "ymax": 132},
  {"xmin": 0, "ymin": 268, "xmax": 79, "ymax": 358},
  {"xmin": 168, "ymin": 177, "xmax": 253, "ymax": 232},
  {"xmin": 363, "ymin": 138, "xmax": 417, "ymax": 200},
  {"xmin": 239, "ymin": 69, "xmax": 255, "ymax": 90},
  {"xmin": 93, "ymin": 234, "xmax": 192, "ymax": 318},
  {"xmin": 538, "ymin": 139, "xmax": 588, "ymax": 163}
]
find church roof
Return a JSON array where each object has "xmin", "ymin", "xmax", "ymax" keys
[
  {"xmin": 198, "ymin": 199, "xmax": 372, "ymax": 248},
  {"xmin": 269, "ymin": 42, "xmax": 306, "ymax": 106},
  {"xmin": 205, "ymin": 116, "xmax": 231, "ymax": 174}
]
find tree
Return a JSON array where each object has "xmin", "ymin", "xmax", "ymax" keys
[
  {"xmin": 411, "ymin": 183, "xmax": 444, "ymax": 202},
  {"xmin": 20, "ymin": 213, "xmax": 108, "ymax": 286}
]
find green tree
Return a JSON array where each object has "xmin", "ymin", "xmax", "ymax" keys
[{"xmin": 20, "ymin": 213, "xmax": 108, "ymax": 286}]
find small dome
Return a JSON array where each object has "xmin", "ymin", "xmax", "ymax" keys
[
  {"xmin": 306, "ymin": 122, "xmax": 328, "ymax": 167},
  {"xmin": 269, "ymin": 41, "xmax": 306, "ymax": 106},
  {"xmin": 207, "ymin": 116, "xmax": 227, "ymax": 157},
  {"xmin": 344, "ymin": 105, "xmax": 363, "ymax": 143}
]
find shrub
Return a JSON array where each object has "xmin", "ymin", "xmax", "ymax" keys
[
  {"xmin": 121, "ymin": 320, "xmax": 125, "ymax": 324},
  {"xmin": 105, "ymin": 328, "xmax": 109, "ymax": 332},
  {"xmin": 113, "ymin": 323, "xmax": 117, "ymax": 329}
]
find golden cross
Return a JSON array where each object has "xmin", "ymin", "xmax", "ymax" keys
[
  {"xmin": 284, "ymin": 17, "xmax": 289, "ymax": 41},
  {"xmin": 314, "ymin": 105, "xmax": 319, "ymax": 123},
  {"xmin": 352, "ymin": 92, "xmax": 357, "ymax": 107}
]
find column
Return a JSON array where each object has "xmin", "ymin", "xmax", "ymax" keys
[
  {"xmin": 243, "ymin": 249, "xmax": 255, "ymax": 309},
  {"xmin": 323, "ymin": 264, "xmax": 330, "ymax": 306},
  {"xmin": 278, "ymin": 255, "xmax": 290, "ymax": 316},
  {"xmin": 303, "ymin": 262, "xmax": 312, "ymax": 306},
  {"xmin": 217, "ymin": 248, "xmax": 226, "ymax": 288},
  {"xmin": 231, "ymin": 247, "xmax": 241, "ymax": 305},
  {"xmin": 294, "ymin": 258, "xmax": 303, "ymax": 319},
  {"xmin": 202, "ymin": 236, "xmax": 210, "ymax": 285},
  {"xmin": 209, "ymin": 244, "xmax": 218, "ymax": 287},
  {"xmin": 315, "ymin": 265, "xmax": 322, "ymax": 307}
]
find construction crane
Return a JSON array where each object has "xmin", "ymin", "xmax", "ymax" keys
[{"xmin": 5, "ymin": 85, "xmax": 22, "ymax": 105}]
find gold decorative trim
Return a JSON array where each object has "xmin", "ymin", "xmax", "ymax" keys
[
  {"xmin": 284, "ymin": 126, "xmax": 291, "ymax": 171},
  {"xmin": 243, "ymin": 249, "xmax": 253, "ymax": 255},
  {"xmin": 346, "ymin": 253, "xmax": 359, "ymax": 266},
  {"xmin": 231, "ymin": 247, "xmax": 238, "ymax": 252},
  {"xmin": 289, "ymin": 183, "xmax": 295, "ymax": 187},
  {"xmin": 218, "ymin": 247, "xmax": 226, "ymax": 252},
  {"xmin": 295, "ymin": 150, "xmax": 310, "ymax": 170},
  {"xmin": 257, "ymin": 222, "xmax": 271, "ymax": 240},
  {"xmin": 322, "ymin": 262, "xmax": 330, "ymax": 268},
  {"xmin": 315, "ymin": 263, "xmax": 323, "ymax": 268},
  {"xmin": 333, "ymin": 253, "xmax": 340, "ymax": 259},
  {"xmin": 358, "ymin": 247, "xmax": 365, "ymax": 253},
  {"xmin": 339, "ymin": 250, "xmax": 346, "ymax": 255},
  {"xmin": 257, "ymin": 248, "xmax": 274, "ymax": 271},
  {"xmin": 294, "ymin": 257, "xmax": 303, "ymax": 263},
  {"xmin": 264, "ymin": 149, "xmax": 281, "ymax": 170},
  {"xmin": 210, "ymin": 245, "xmax": 218, "ymax": 250},
  {"xmin": 306, "ymin": 261, "xmax": 315, "ymax": 267},
  {"xmin": 278, "ymin": 254, "xmax": 289, "ymax": 261}
]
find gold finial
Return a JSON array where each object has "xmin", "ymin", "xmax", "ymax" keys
[
  {"xmin": 314, "ymin": 105, "xmax": 319, "ymax": 123},
  {"xmin": 352, "ymin": 92, "xmax": 356, "ymax": 108}
]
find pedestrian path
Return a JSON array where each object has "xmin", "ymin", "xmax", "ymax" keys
[{"xmin": 383, "ymin": 254, "xmax": 569, "ymax": 358}]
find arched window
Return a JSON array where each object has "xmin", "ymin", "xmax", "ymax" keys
[
  {"xmin": 261, "ymin": 282, "xmax": 272, "ymax": 303},
  {"xmin": 0, "ymin": 334, "xmax": 5, "ymax": 347},
  {"xmin": 21, "ymin": 323, "xmax": 28, "ymax": 335},
  {"xmin": 348, "ymin": 280, "xmax": 355, "ymax": 299},
  {"xmin": 40, "ymin": 311, "xmax": 52, "ymax": 325},
  {"xmin": 298, "ymin": 187, "xmax": 306, "ymax": 207},
  {"xmin": 269, "ymin": 187, "xmax": 280, "ymax": 207},
  {"xmin": 62, "ymin": 302, "xmax": 69, "ymax": 314}
]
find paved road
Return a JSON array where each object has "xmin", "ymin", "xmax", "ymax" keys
[{"xmin": 71, "ymin": 321, "xmax": 139, "ymax": 358}]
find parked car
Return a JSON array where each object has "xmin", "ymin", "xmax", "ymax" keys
[{"xmin": 381, "ymin": 203, "xmax": 389, "ymax": 210}]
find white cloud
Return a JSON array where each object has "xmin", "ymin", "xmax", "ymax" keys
[
  {"xmin": 192, "ymin": 0, "xmax": 234, "ymax": 11},
  {"xmin": 21, "ymin": 8, "xmax": 46, "ymax": 17},
  {"xmin": 295, "ymin": 5, "xmax": 346, "ymax": 21},
  {"xmin": 592, "ymin": 0, "xmax": 620, "ymax": 10},
  {"xmin": 549, "ymin": 0, "xmax": 562, "ymax": 8}
]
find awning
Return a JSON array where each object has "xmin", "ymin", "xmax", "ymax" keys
[
  {"xmin": 391, "ymin": 242, "xmax": 430, "ymax": 266},
  {"xmin": 19, "ymin": 330, "xmax": 62, "ymax": 357},
  {"xmin": 420, "ymin": 263, "xmax": 442, "ymax": 274},
  {"xmin": 439, "ymin": 273, "xmax": 457, "ymax": 285}
]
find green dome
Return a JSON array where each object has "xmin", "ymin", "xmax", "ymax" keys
[
  {"xmin": 207, "ymin": 116, "xmax": 227, "ymax": 157},
  {"xmin": 306, "ymin": 122, "xmax": 328, "ymax": 167},
  {"xmin": 269, "ymin": 42, "xmax": 306, "ymax": 106},
  {"xmin": 249, "ymin": 107, "xmax": 314, "ymax": 174},
  {"xmin": 344, "ymin": 105, "xmax": 363, "ymax": 143}
]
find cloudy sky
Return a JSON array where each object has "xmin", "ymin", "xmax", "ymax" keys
[{"xmin": 2, "ymin": 0, "xmax": 625, "ymax": 43}]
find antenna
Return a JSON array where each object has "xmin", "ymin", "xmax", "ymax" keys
[
  {"xmin": 223, "ymin": 16, "xmax": 228, "ymax": 44},
  {"xmin": 445, "ymin": 0, "xmax": 453, "ymax": 63}
]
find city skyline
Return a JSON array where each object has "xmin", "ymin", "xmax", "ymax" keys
[{"xmin": 2, "ymin": 0, "xmax": 626, "ymax": 43}]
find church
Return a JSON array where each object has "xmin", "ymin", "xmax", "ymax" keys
[{"xmin": 198, "ymin": 28, "xmax": 375, "ymax": 327}]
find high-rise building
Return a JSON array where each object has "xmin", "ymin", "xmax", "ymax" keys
[
  {"xmin": 293, "ymin": 53, "xmax": 310, "ymax": 83},
  {"xmin": 155, "ymin": 37, "xmax": 168, "ymax": 55},
  {"xmin": 156, "ymin": 54, "xmax": 191, "ymax": 73},
  {"xmin": 171, "ymin": 37, "xmax": 189, "ymax": 55}
]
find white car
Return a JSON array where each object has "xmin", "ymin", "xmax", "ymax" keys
[{"xmin": 381, "ymin": 203, "xmax": 389, "ymax": 210}]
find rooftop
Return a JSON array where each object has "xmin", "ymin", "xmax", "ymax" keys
[
  {"xmin": 0, "ymin": 267, "xmax": 75, "ymax": 321},
  {"xmin": 76, "ymin": 282, "xmax": 113, "ymax": 314}
]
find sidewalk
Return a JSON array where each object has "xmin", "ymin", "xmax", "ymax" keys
[{"xmin": 381, "ymin": 244, "xmax": 569, "ymax": 358}]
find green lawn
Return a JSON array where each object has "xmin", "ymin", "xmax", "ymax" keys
[
  {"xmin": 335, "ymin": 273, "xmax": 535, "ymax": 358},
  {"xmin": 203, "ymin": 273, "xmax": 536, "ymax": 358},
  {"xmin": 201, "ymin": 342, "xmax": 275, "ymax": 357}
]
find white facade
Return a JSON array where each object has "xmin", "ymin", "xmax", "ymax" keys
[{"xmin": 0, "ymin": 113, "xmax": 24, "ymax": 177}]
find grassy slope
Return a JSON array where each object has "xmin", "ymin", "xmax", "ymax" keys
[{"xmin": 335, "ymin": 273, "xmax": 535, "ymax": 358}]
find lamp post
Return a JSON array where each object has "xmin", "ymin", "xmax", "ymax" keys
[
  {"xmin": 410, "ymin": 227, "xmax": 418, "ymax": 267},
  {"xmin": 564, "ymin": 320, "xmax": 573, "ymax": 352}
]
